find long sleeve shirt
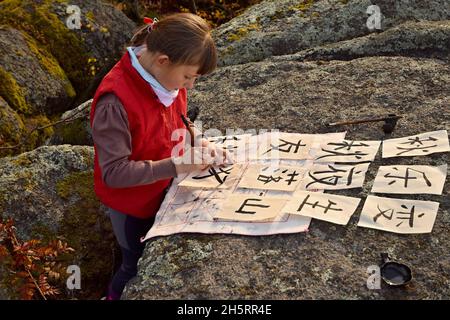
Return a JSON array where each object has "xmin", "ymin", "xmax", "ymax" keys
[{"xmin": 91, "ymin": 93, "xmax": 178, "ymax": 188}]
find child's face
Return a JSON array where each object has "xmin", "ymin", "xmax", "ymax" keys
[
  {"xmin": 142, "ymin": 51, "xmax": 200, "ymax": 91},
  {"xmin": 160, "ymin": 63, "xmax": 200, "ymax": 91}
]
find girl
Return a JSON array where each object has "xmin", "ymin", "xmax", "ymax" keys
[{"xmin": 90, "ymin": 13, "xmax": 231, "ymax": 300}]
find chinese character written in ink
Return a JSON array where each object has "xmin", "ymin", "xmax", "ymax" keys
[
  {"xmin": 235, "ymin": 198, "xmax": 270, "ymax": 215},
  {"xmin": 373, "ymin": 204, "xmax": 394, "ymax": 222},
  {"xmin": 263, "ymin": 139, "xmax": 306, "ymax": 155},
  {"xmin": 222, "ymin": 144, "xmax": 239, "ymax": 151},
  {"xmin": 306, "ymin": 165, "xmax": 362, "ymax": 189},
  {"xmin": 373, "ymin": 204, "xmax": 425, "ymax": 227},
  {"xmin": 297, "ymin": 194, "xmax": 343, "ymax": 214},
  {"xmin": 257, "ymin": 167, "xmax": 300, "ymax": 186},
  {"xmin": 209, "ymin": 136, "xmax": 241, "ymax": 145},
  {"xmin": 316, "ymin": 141, "xmax": 370, "ymax": 160},
  {"xmin": 209, "ymin": 136, "xmax": 242, "ymax": 153},
  {"xmin": 383, "ymin": 167, "xmax": 432, "ymax": 188},
  {"xmin": 192, "ymin": 166, "xmax": 233, "ymax": 184},
  {"xmin": 395, "ymin": 136, "xmax": 438, "ymax": 156}
]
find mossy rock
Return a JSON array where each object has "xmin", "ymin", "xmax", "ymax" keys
[
  {"xmin": 0, "ymin": 25, "xmax": 75, "ymax": 115},
  {"xmin": 56, "ymin": 171, "xmax": 117, "ymax": 300},
  {"xmin": 51, "ymin": 117, "xmax": 92, "ymax": 146},
  {"xmin": 0, "ymin": 96, "xmax": 26, "ymax": 158},
  {"xmin": 47, "ymin": 99, "xmax": 93, "ymax": 146},
  {"xmin": 227, "ymin": 23, "xmax": 261, "ymax": 42},
  {"xmin": 0, "ymin": 24, "xmax": 76, "ymax": 157},
  {"xmin": 0, "ymin": 98, "xmax": 57, "ymax": 158},
  {"xmin": 0, "ymin": 0, "xmax": 88, "ymax": 94},
  {"xmin": 290, "ymin": 0, "xmax": 317, "ymax": 12},
  {"xmin": 0, "ymin": 0, "xmax": 136, "ymax": 97},
  {"xmin": 0, "ymin": 145, "xmax": 117, "ymax": 299},
  {"xmin": 0, "ymin": 1, "xmax": 86, "ymax": 97},
  {"xmin": 22, "ymin": 114, "xmax": 55, "ymax": 152},
  {"xmin": 0, "ymin": 65, "xmax": 31, "ymax": 115},
  {"xmin": 0, "ymin": 0, "xmax": 135, "ymax": 157}
]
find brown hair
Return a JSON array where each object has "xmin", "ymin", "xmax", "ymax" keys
[{"xmin": 130, "ymin": 13, "xmax": 217, "ymax": 75}]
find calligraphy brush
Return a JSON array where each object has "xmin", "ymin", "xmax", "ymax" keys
[{"xmin": 180, "ymin": 113, "xmax": 195, "ymax": 147}]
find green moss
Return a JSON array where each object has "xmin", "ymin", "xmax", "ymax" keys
[
  {"xmin": 21, "ymin": 31, "xmax": 75, "ymax": 98},
  {"xmin": 86, "ymin": 11, "xmax": 95, "ymax": 22},
  {"xmin": 0, "ymin": 0, "xmax": 90, "ymax": 93},
  {"xmin": 0, "ymin": 107, "xmax": 24, "ymax": 141},
  {"xmin": 227, "ymin": 23, "xmax": 260, "ymax": 42},
  {"xmin": 179, "ymin": 239, "xmax": 213, "ymax": 263},
  {"xmin": 221, "ymin": 45, "xmax": 236, "ymax": 57},
  {"xmin": 29, "ymin": 220, "xmax": 57, "ymax": 242},
  {"xmin": 16, "ymin": 170, "xmax": 37, "ymax": 191},
  {"xmin": 0, "ymin": 100, "xmax": 25, "ymax": 157},
  {"xmin": 11, "ymin": 154, "xmax": 32, "ymax": 167},
  {"xmin": 290, "ymin": 0, "xmax": 316, "ymax": 12},
  {"xmin": 54, "ymin": 118, "xmax": 89, "ymax": 145},
  {"xmin": 0, "ymin": 111, "xmax": 56, "ymax": 157},
  {"xmin": 270, "ymin": 9, "xmax": 285, "ymax": 21},
  {"xmin": 22, "ymin": 115, "xmax": 54, "ymax": 153},
  {"xmin": 56, "ymin": 171, "xmax": 117, "ymax": 299},
  {"xmin": 56, "ymin": 171, "xmax": 94, "ymax": 200},
  {"xmin": 0, "ymin": 66, "xmax": 31, "ymax": 114}
]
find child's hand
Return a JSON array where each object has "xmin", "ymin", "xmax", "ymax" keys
[
  {"xmin": 212, "ymin": 147, "xmax": 235, "ymax": 167},
  {"xmin": 172, "ymin": 146, "xmax": 214, "ymax": 176},
  {"xmin": 200, "ymin": 138, "xmax": 235, "ymax": 166}
]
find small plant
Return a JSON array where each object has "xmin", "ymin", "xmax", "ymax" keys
[{"xmin": 0, "ymin": 217, "xmax": 75, "ymax": 300}]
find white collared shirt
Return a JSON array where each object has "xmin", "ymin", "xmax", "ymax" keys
[{"xmin": 127, "ymin": 46, "xmax": 179, "ymax": 107}]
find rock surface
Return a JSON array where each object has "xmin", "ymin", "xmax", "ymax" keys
[
  {"xmin": 124, "ymin": 55, "xmax": 450, "ymax": 300},
  {"xmin": 213, "ymin": 0, "xmax": 450, "ymax": 67},
  {"xmin": 272, "ymin": 20, "xmax": 450, "ymax": 63},
  {"xmin": 123, "ymin": 0, "xmax": 450, "ymax": 300}
]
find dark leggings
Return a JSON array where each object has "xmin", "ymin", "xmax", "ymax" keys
[{"xmin": 107, "ymin": 207, "xmax": 154, "ymax": 298}]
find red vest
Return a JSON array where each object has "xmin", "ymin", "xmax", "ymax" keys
[{"xmin": 90, "ymin": 51, "xmax": 187, "ymax": 219}]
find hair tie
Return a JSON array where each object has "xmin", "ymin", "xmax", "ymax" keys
[{"xmin": 143, "ymin": 17, "xmax": 159, "ymax": 33}]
